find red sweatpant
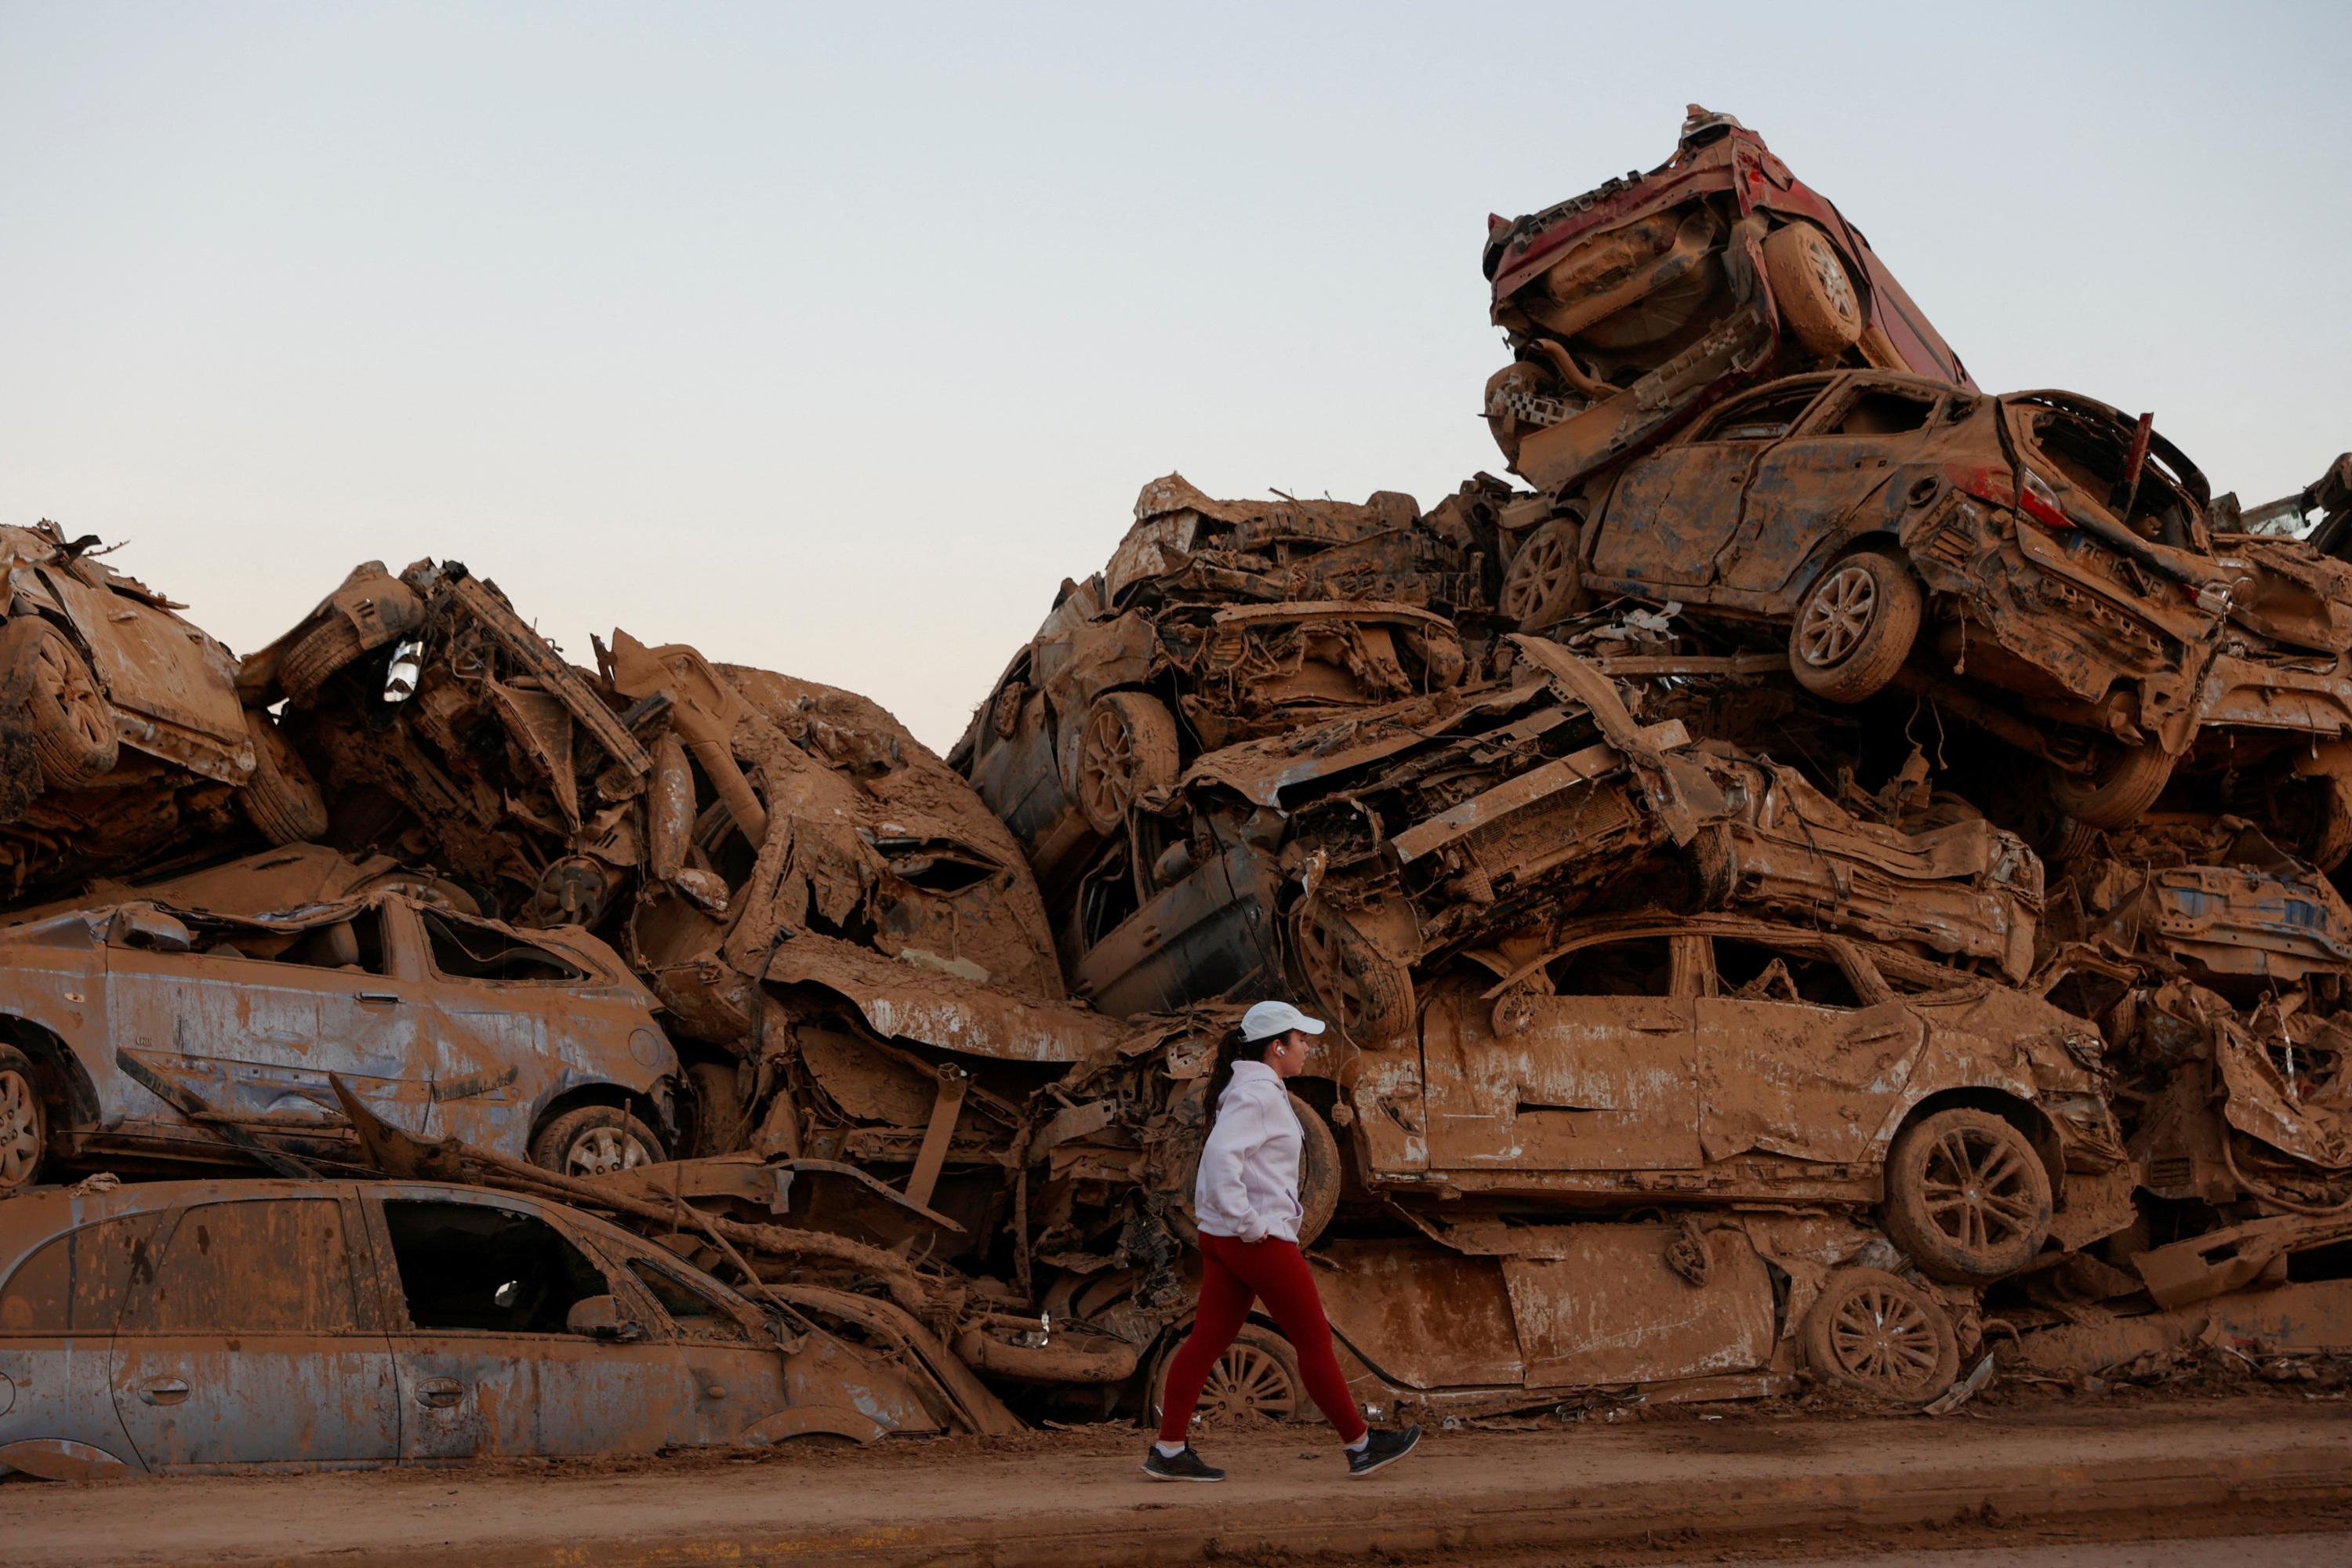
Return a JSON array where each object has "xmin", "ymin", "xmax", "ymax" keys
[{"xmin": 1157, "ymin": 1232, "xmax": 1367, "ymax": 1444}]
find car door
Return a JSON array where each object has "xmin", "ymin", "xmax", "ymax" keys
[
  {"xmin": 1719, "ymin": 380, "xmax": 1941, "ymax": 598},
  {"xmin": 589, "ymin": 1237, "xmax": 791, "ymax": 1448},
  {"xmin": 0, "ymin": 1208, "xmax": 171, "ymax": 1474},
  {"xmin": 1692, "ymin": 933, "xmax": 1926, "ymax": 1166},
  {"xmin": 403, "ymin": 904, "xmax": 581, "ymax": 1159},
  {"xmin": 104, "ymin": 902, "xmax": 433, "ymax": 1138},
  {"xmin": 1070, "ymin": 840, "xmax": 1285, "ymax": 1020},
  {"xmin": 1421, "ymin": 933, "xmax": 1705, "ymax": 1173},
  {"xmin": 1585, "ymin": 379, "xmax": 1830, "ymax": 592},
  {"xmin": 108, "ymin": 1190, "xmax": 401, "ymax": 1470},
  {"xmin": 363, "ymin": 1189, "xmax": 697, "ymax": 1461}
]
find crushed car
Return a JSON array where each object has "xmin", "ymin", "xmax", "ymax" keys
[{"xmin": 0, "ymin": 1176, "xmax": 1000, "ymax": 1477}]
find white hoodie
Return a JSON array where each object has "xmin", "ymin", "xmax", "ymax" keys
[{"xmin": 1192, "ymin": 1060, "xmax": 1305, "ymax": 1243}]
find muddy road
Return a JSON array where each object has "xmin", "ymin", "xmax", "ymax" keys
[{"xmin": 5, "ymin": 1392, "xmax": 2345, "ymax": 1568}]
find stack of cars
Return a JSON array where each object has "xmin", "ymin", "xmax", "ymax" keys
[{"xmin": 4, "ymin": 106, "xmax": 2352, "ymax": 1477}]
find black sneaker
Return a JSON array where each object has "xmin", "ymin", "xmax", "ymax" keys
[
  {"xmin": 1346, "ymin": 1425, "xmax": 1421, "ymax": 1479},
  {"xmin": 1142, "ymin": 1445, "xmax": 1226, "ymax": 1483}
]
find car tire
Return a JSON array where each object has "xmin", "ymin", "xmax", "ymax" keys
[
  {"xmin": 2048, "ymin": 744, "xmax": 2174, "ymax": 829},
  {"xmin": 1762, "ymin": 223, "xmax": 1864, "ymax": 358},
  {"xmin": 684, "ymin": 1059, "xmax": 748, "ymax": 1159},
  {"xmin": 1878, "ymin": 1107, "xmax": 2052, "ymax": 1284},
  {"xmin": 1074, "ymin": 691, "xmax": 1180, "ymax": 835},
  {"xmin": 237, "ymin": 707, "xmax": 329, "ymax": 844},
  {"xmin": 1787, "ymin": 550, "xmax": 1923, "ymax": 703},
  {"xmin": 1295, "ymin": 903, "xmax": 1415, "ymax": 1048},
  {"xmin": 278, "ymin": 615, "xmax": 370, "ymax": 705},
  {"xmin": 1499, "ymin": 519, "xmax": 1582, "ymax": 629},
  {"xmin": 6, "ymin": 619, "xmax": 118, "ymax": 787},
  {"xmin": 0, "ymin": 1046, "xmax": 47, "ymax": 1196},
  {"xmin": 531, "ymin": 1105, "xmax": 666, "ymax": 1178},
  {"xmin": 1800, "ymin": 1267, "xmax": 1959, "ymax": 1404},
  {"xmin": 1149, "ymin": 1323, "xmax": 1305, "ymax": 1428}
]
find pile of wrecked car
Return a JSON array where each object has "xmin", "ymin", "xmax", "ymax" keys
[{"xmin": 2, "ymin": 103, "xmax": 2352, "ymax": 1479}]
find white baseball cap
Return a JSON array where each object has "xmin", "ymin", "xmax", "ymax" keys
[{"xmin": 1241, "ymin": 1000, "xmax": 1327, "ymax": 1042}]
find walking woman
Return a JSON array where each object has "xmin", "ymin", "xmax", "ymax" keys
[{"xmin": 1144, "ymin": 1000, "xmax": 1421, "ymax": 1482}]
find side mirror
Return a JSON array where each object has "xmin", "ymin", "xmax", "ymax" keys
[
  {"xmin": 564, "ymin": 1294, "xmax": 644, "ymax": 1341},
  {"xmin": 111, "ymin": 907, "xmax": 193, "ymax": 954}
]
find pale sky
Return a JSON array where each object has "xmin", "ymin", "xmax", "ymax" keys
[{"xmin": 5, "ymin": 2, "xmax": 2347, "ymax": 750}]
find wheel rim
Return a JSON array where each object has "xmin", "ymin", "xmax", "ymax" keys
[
  {"xmin": 1828, "ymin": 1282, "xmax": 1942, "ymax": 1392},
  {"xmin": 0, "ymin": 1069, "xmax": 41, "ymax": 1183},
  {"xmin": 564, "ymin": 1124, "xmax": 652, "ymax": 1177},
  {"xmin": 33, "ymin": 637, "xmax": 111, "ymax": 752},
  {"xmin": 1197, "ymin": 1342, "xmax": 1295, "ymax": 1423},
  {"xmin": 1919, "ymin": 1126, "xmax": 2040, "ymax": 1256},
  {"xmin": 1076, "ymin": 706, "xmax": 1137, "ymax": 825},
  {"xmin": 1504, "ymin": 534, "xmax": 1570, "ymax": 622},
  {"xmin": 1297, "ymin": 908, "xmax": 1386, "ymax": 1040},
  {"xmin": 1795, "ymin": 564, "xmax": 1879, "ymax": 668}
]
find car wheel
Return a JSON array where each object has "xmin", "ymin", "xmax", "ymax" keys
[
  {"xmin": 237, "ymin": 707, "xmax": 330, "ymax": 844},
  {"xmin": 1074, "ymin": 691, "xmax": 1180, "ymax": 835},
  {"xmin": 1787, "ymin": 550, "xmax": 1923, "ymax": 702},
  {"xmin": 1800, "ymin": 1267, "xmax": 1959, "ymax": 1403},
  {"xmin": 2048, "ymin": 744, "xmax": 2174, "ymax": 830},
  {"xmin": 684, "ymin": 1059, "xmax": 748, "ymax": 1159},
  {"xmin": 5, "ymin": 619, "xmax": 118, "ymax": 787},
  {"xmin": 1295, "ymin": 902, "xmax": 1414, "ymax": 1048},
  {"xmin": 1878, "ymin": 1107, "xmax": 2052, "ymax": 1284},
  {"xmin": 1151, "ymin": 1323, "xmax": 1304, "ymax": 1428},
  {"xmin": 0, "ymin": 1046, "xmax": 46, "ymax": 1196},
  {"xmin": 531, "ymin": 1105, "xmax": 666, "ymax": 1178},
  {"xmin": 278, "ymin": 615, "xmax": 370, "ymax": 704},
  {"xmin": 1762, "ymin": 223, "xmax": 1864, "ymax": 358},
  {"xmin": 1499, "ymin": 519, "xmax": 1581, "ymax": 629}
]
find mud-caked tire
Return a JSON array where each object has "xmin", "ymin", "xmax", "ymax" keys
[
  {"xmin": 531, "ymin": 1105, "xmax": 666, "ymax": 1178},
  {"xmin": 0, "ymin": 1046, "xmax": 47, "ymax": 1196},
  {"xmin": 1788, "ymin": 550, "xmax": 1923, "ymax": 703},
  {"xmin": 238, "ymin": 707, "xmax": 329, "ymax": 844},
  {"xmin": 2048, "ymin": 744, "xmax": 2174, "ymax": 830},
  {"xmin": 278, "ymin": 615, "xmax": 370, "ymax": 705},
  {"xmin": 1074, "ymin": 691, "xmax": 1180, "ymax": 835},
  {"xmin": 1151, "ymin": 1322, "xmax": 1305, "ymax": 1428},
  {"xmin": 1801, "ymin": 1267, "xmax": 1959, "ymax": 1403},
  {"xmin": 1499, "ymin": 519, "xmax": 1583, "ymax": 630},
  {"xmin": 5, "ymin": 619, "xmax": 118, "ymax": 788},
  {"xmin": 1879, "ymin": 1107, "xmax": 2052, "ymax": 1284},
  {"xmin": 684, "ymin": 1059, "xmax": 749, "ymax": 1159},
  {"xmin": 1762, "ymin": 223, "xmax": 1865, "ymax": 358}
]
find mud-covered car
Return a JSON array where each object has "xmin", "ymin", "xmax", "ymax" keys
[
  {"xmin": 1480, "ymin": 107, "xmax": 1970, "ymax": 495},
  {"xmin": 1181, "ymin": 1220, "xmax": 1972, "ymax": 1421},
  {"xmin": 1338, "ymin": 913, "xmax": 2124, "ymax": 1283},
  {"xmin": 0, "ymin": 522, "xmax": 328, "ymax": 902},
  {"xmin": 955, "ymin": 475, "xmax": 1481, "ymax": 895},
  {"xmin": 0, "ymin": 1178, "xmax": 958, "ymax": 1476},
  {"xmin": 0, "ymin": 888, "xmax": 680, "ymax": 1195},
  {"xmin": 1500, "ymin": 371, "xmax": 2246, "ymax": 829}
]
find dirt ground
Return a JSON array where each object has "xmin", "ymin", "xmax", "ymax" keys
[{"xmin": 5, "ymin": 1390, "xmax": 2347, "ymax": 1568}]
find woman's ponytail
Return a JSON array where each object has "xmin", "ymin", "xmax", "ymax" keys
[{"xmin": 1202, "ymin": 1024, "xmax": 1253, "ymax": 1132}]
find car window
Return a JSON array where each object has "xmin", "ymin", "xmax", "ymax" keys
[
  {"xmin": 1711, "ymin": 938, "xmax": 1864, "ymax": 1009},
  {"xmin": 1544, "ymin": 935, "xmax": 1675, "ymax": 998},
  {"xmin": 125, "ymin": 1200, "xmax": 360, "ymax": 1333},
  {"xmin": 419, "ymin": 909, "xmax": 589, "ymax": 983},
  {"xmin": 1820, "ymin": 387, "xmax": 1937, "ymax": 437},
  {"xmin": 626, "ymin": 1256, "xmax": 752, "ymax": 1345},
  {"xmin": 1696, "ymin": 383, "xmax": 1823, "ymax": 442},
  {"xmin": 172, "ymin": 909, "xmax": 390, "ymax": 975},
  {"xmin": 383, "ymin": 1199, "xmax": 611, "ymax": 1334},
  {"xmin": 0, "ymin": 1211, "xmax": 165, "ymax": 1334}
]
